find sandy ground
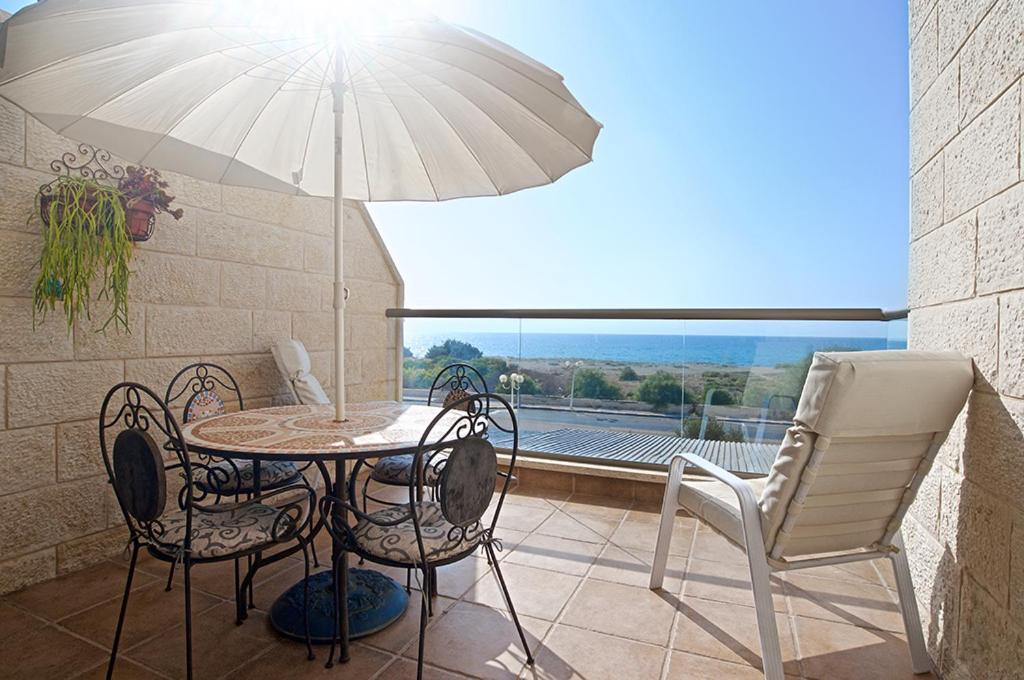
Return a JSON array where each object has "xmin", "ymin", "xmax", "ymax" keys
[{"xmin": 512, "ymin": 357, "xmax": 782, "ymax": 412}]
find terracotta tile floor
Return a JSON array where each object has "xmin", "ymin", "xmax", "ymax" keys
[{"xmin": 0, "ymin": 484, "xmax": 935, "ymax": 680}]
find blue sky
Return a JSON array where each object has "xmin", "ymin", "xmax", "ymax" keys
[
  {"xmin": 369, "ymin": 0, "xmax": 910, "ymax": 316},
  {"xmin": 1, "ymin": 0, "xmax": 909, "ymax": 332}
]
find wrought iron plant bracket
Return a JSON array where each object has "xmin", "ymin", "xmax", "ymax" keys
[{"xmin": 36, "ymin": 143, "xmax": 155, "ymax": 241}]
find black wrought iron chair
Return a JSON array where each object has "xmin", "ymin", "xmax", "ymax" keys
[
  {"xmin": 321, "ymin": 393, "xmax": 533, "ymax": 679},
  {"xmin": 361, "ymin": 362, "xmax": 488, "ymax": 510},
  {"xmin": 163, "ymin": 362, "xmax": 308, "ymax": 600},
  {"xmin": 165, "ymin": 363, "xmax": 303, "ymax": 498},
  {"xmin": 100, "ymin": 383, "xmax": 316, "ymax": 680}
]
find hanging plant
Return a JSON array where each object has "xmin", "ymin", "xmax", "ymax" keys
[
  {"xmin": 117, "ymin": 166, "xmax": 184, "ymax": 241},
  {"xmin": 33, "ymin": 175, "xmax": 133, "ymax": 334}
]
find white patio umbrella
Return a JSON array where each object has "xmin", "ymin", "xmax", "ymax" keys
[{"xmin": 0, "ymin": 0, "xmax": 600, "ymax": 420}]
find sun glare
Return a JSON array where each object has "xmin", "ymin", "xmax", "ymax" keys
[{"xmin": 208, "ymin": 0, "xmax": 436, "ymax": 41}]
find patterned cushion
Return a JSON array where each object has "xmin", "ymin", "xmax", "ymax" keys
[
  {"xmin": 369, "ymin": 454, "xmax": 443, "ymax": 486},
  {"xmin": 193, "ymin": 459, "xmax": 300, "ymax": 495},
  {"xmin": 443, "ymin": 388, "xmax": 471, "ymax": 409},
  {"xmin": 353, "ymin": 501, "xmax": 479, "ymax": 564},
  {"xmin": 185, "ymin": 389, "xmax": 226, "ymax": 423},
  {"xmin": 151, "ymin": 502, "xmax": 298, "ymax": 559}
]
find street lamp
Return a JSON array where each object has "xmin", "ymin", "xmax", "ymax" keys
[
  {"xmin": 499, "ymin": 372, "xmax": 526, "ymax": 412},
  {"xmin": 564, "ymin": 360, "xmax": 583, "ymax": 411}
]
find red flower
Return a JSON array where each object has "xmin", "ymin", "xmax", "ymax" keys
[{"xmin": 118, "ymin": 166, "xmax": 184, "ymax": 220}]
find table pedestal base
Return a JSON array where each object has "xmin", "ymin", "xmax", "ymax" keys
[{"xmin": 269, "ymin": 569, "xmax": 409, "ymax": 643}]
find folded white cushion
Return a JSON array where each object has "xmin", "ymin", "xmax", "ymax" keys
[{"xmin": 271, "ymin": 339, "xmax": 331, "ymax": 405}]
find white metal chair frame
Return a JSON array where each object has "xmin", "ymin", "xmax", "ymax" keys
[
  {"xmin": 650, "ymin": 452, "xmax": 933, "ymax": 680},
  {"xmin": 646, "ymin": 350, "xmax": 976, "ymax": 680}
]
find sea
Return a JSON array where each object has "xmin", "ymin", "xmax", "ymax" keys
[{"xmin": 404, "ymin": 332, "xmax": 907, "ymax": 368}]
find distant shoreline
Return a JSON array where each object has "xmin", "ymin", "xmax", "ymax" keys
[{"xmin": 404, "ymin": 330, "xmax": 904, "ymax": 368}]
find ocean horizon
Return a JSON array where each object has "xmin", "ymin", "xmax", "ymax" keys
[{"xmin": 405, "ymin": 331, "xmax": 907, "ymax": 368}]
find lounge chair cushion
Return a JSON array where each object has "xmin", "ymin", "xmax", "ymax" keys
[
  {"xmin": 757, "ymin": 350, "xmax": 973, "ymax": 558},
  {"xmin": 369, "ymin": 454, "xmax": 443, "ymax": 486},
  {"xmin": 792, "ymin": 350, "xmax": 974, "ymax": 438},
  {"xmin": 193, "ymin": 459, "xmax": 301, "ymax": 495},
  {"xmin": 151, "ymin": 502, "xmax": 297, "ymax": 559},
  {"xmin": 677, "ymin": 474, "xmax": 767, "ymax": 549},
  {"xmin": 353, "ymin": 501, "xmax": 479, "ymax": 564}
]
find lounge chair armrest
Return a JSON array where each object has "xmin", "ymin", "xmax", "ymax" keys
[
  {"xmin": 674, "ymin": 453, "xmax": 766, "ymax": 549},
  {"xmin": 677, "ymin": 453, "xmax": 759, "ymax": 507}
]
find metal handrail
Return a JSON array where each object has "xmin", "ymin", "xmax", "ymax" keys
[{"xmin": 386, "ymin": 307, "xmax": 909, "ymax": 321}]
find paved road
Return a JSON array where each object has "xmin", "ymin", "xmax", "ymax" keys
[{"xmin": 402, "ymin": 392, "xmax": 790, "ymax": 443}]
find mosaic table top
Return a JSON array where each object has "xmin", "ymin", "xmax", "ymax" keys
[{"xmin": 180, "ymin": 401, "xmax": 458, "ymax": 461}]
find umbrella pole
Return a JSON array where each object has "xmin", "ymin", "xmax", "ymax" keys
[{"xmin": 333, "ymin": 45, "xmax": 346, "ymax": 421}]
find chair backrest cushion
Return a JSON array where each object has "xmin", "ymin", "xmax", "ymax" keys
[
  {"xmin": 112, "ymin": 428, "xmax": 167, "ymax": 522},
  {"xmin": 443, "ymin": 387, "xmax": 472, "ymax": 410},
  {"xmin": 184, "ymin": 388, "xmax": 226, "ymax": 423},
  {"xmin": 758, "ymin": 350, "xmax": 973, "ymax": 558},
  {"xmin": 272, "ymin": 339, "xmax": 331, "ymax": 405},
  {"xmin": 438, "ymin": 436, "xmax": 498, "ymax": 527}
]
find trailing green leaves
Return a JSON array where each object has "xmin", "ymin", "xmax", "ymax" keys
[{"xmin": 32, "ymin": 176, "xmax": 133, "ymax": 334}]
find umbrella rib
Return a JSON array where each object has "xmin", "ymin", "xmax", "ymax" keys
[
  {"xmin": 0, "ymin": 20, "xmax": 296, "ymax": 88},
  {"xmin": 341, "ymin": 48, "xmax": 374, "ymax": 202},
  {"xmin": 359, "ymin": 44, "xmax": 563, "ymax": 182},
  {"xmin": 128, "ymin": 40, "xmax": 324, "ymax": 167},
  {"xmin": 6, "ymin": 5, "xmax": 580, "ymax": 109},
  {"xmin": 366, "ymin": 41, "xmax": 595, "ymax": 160},
  {"xmin": 295, "ymin": 51, "xmax": 333, "ymax": 192},
  {"xmin": 8, "ymin": 1, "xmax": 214, "ymax": 25},
  {"xmin": 351, "ymin": 50, "xmax": 440, "ymax": 201},
  {"xmin": 355, "ymin": 49, "xmax": 506, "ymax": 194},
  {"xmin": 56, "ymin": 36, "xmax": 318, "ymax": 137},
  {"xmin": 362, "ymin": 30, "xmax": 581, "ymax": 111},
  {"xmin": 206, "ymin": 26, "xmax": 314, "ymax": 75},
  {"xmin": 360, "ymin": 43, "xmax": 555, "ymax": 184},
  {"xmin": 217, "ymin": 43, "xmax": 330, "ymax": 187}
]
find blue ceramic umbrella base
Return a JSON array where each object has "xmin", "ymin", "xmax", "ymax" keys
[{"xmin": 270, "ymin": 568, "xmax": 409, "ymax": 643}]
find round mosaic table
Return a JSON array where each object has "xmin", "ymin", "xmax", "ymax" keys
[{"xmin": 180, "ymin": 401, "xmax": 458, "ymax": 661}]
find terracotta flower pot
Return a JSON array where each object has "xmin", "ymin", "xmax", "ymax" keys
[
  {"xmin": 39, "ymin": 192, "xmax": 98, "ymax": 225},
  {"xmin": 124, "ymin": 199, "xmax": 156, "ymax": 241},
  {"xmin": 40, "ymin": 185, "xmax": 160, "ymax": 241}
]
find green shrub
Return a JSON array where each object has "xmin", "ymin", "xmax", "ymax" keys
[
  {"xmin": 619, "ymin": 366, "xmax": 640, "ymax": 381},
  {"xmin": 681, "ymin": 415, "xmax": 745, "ymax": 442},
  {"xmin": 573, "ymin": 368, "xmax": 623, "ymax": 400},
  {"xmin": 425, "ymin": 339, "xmax": 482, "ymax": 360},
  {"xmin": 702, "ymin": 386, "xmax": 735, "ymax": 405},
  {"xmin": 637, "ymin": 370, "xmax": 689, "ymax": 409},
  {"xmin": 402, "ymin": 351, "xmax": 540, "ymax": 396}
]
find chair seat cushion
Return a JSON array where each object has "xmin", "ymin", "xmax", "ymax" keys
[
  {"xmin": 193, "ymin": 459, "xmax": 300, "ymax": 495},
  {"xmin": 677, "ymin": 474, "xmax": 767, "ymax": 549},
  {"xmin": 369, "ymin": 454, "xmax": 442, "ymax": 486},
  {"xmin": 353, "ymin": 501, "xmax": 478, "ymax": 564},
  {"xmin": 151, "ymin": 502, "xmax": 297, "ymax": 559}
]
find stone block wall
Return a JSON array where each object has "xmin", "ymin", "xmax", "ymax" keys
[
  {"xmin": 0, "ymin": 109, "xmax": 403, "ymax": 593},
  {"xmin": 907, "ymin": 0, "xmax": 1024, "ymax": 676}
]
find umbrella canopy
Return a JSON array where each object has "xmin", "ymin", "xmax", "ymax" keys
[{"xmin": 0, "ymin": 0, "xmax": 601, "ymax": 419}]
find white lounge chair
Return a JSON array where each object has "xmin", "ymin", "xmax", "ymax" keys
[
  {"xmin": 271, "ymin": 339, "xmax": 331, "ymax": 405},
  {"xmin": 649, "ymin": 350, "xmax": 973, "ymax": 679}
]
